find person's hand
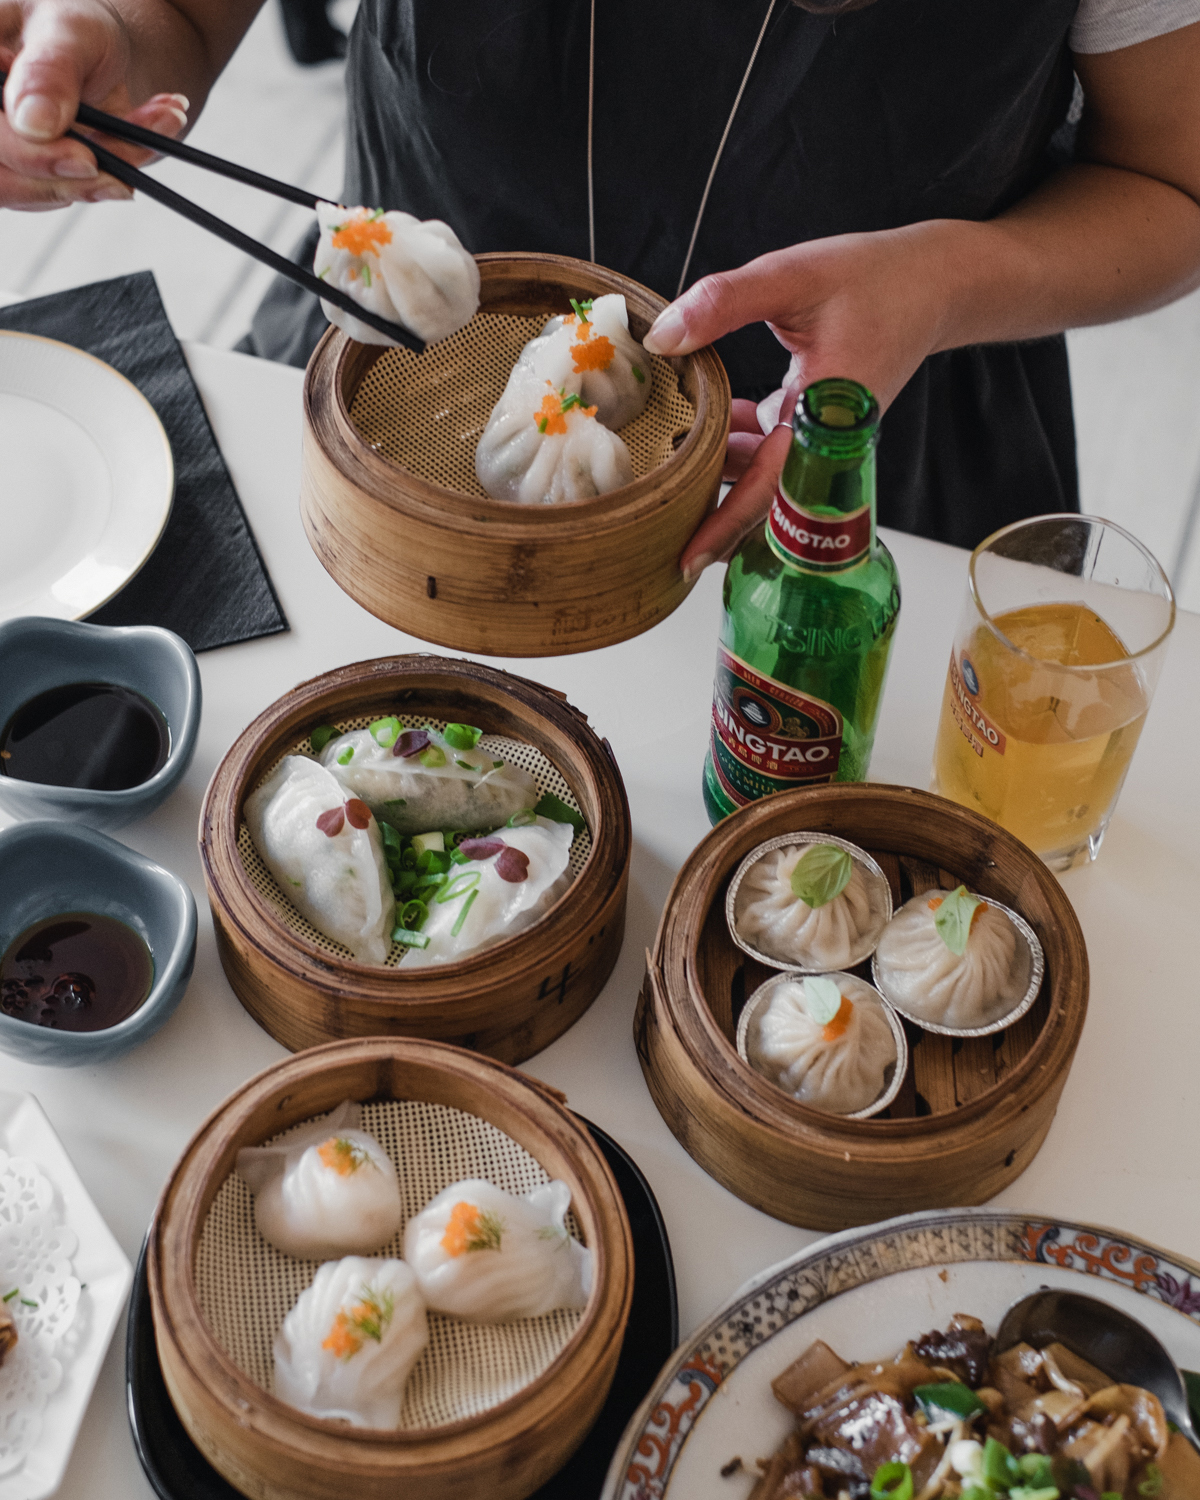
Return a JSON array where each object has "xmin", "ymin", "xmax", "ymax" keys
[
  {"xmin": 643, "ymin": 224, "xmax": 955, "ymax": 578},
  {"xmin": 0, "ymin": 0, "xmax": 188, "ymax": 209}
]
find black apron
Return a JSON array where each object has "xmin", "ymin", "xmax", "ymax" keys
[{"xmin": 246, "ymin": 0, "xmax": 1081, "ymax": 548}]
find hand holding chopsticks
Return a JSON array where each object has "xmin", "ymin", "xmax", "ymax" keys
[{"xmin": 0, "ymin": 70, "xmax": 425, "ymax": 354}]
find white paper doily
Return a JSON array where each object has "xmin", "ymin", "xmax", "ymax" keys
[{"xmin": 0, "ymin": 1149, "xmax": 80, "ymax": 1476}]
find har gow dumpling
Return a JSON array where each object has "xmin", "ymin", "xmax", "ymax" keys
[
  {"xmin": 236, "ymin": 1101, "xmax": 402, "ymax": 1260},
  {"xmin": 518, "ymin": 294, "xmax": 652, "ymax": 431},
  {"xmin": 321, "ymin": 721, "xmax": 538, "ymax": 835},
  {"xmin": 743, "ymin": 973, "xmax": 898, "ymax": 1116},
  {"xmin": 475, "ymin": 377, "xmax": 634, "ymax": 504},
  {"xmin": 731, "ymin": 839, "xmax": 890, "ymax": 971},
  {"xmin": 403, "ymin": 1178, "xmax": 592, "ymax": 1321},
  {"xmin": 872, "ymin": 886, "xmax": 1034, "ymax": 1031},
  {"xmin": 400, "ymin": 816, "xmax": 574, "ymax": 965},
  {"xmin": 244, "ymin": 755, "xmax": 395, "ymax": 964},
  {"xmin": 313, "ymin": 202, "xmax": 480, "ymax": 346},
  {"xmin": 273, "ymin": 1256, "xmax": 427, "ymax": 1428}
]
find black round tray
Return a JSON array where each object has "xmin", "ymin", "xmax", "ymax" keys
[{"xmin": 126, "ymin": 1118, "xmax": 677, "ymax": 1500}]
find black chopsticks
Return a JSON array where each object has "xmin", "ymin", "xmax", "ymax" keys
[{"xmin": 0, "ymin": 72, "xmax": 425, "ymax": 353}]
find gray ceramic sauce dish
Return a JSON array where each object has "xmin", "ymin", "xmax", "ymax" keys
[
  {"xmin": 0, "ymin": 821, "xmax": 197, "ymax": 1065},
  {"xmin": 0, "ymin": 617, "xmax": 201, "ymax": 833}
]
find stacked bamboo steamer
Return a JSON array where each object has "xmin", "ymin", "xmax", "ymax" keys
[{"xmin": 636, "ymin": 783, "xmax": 1089, "ymax": 1232}]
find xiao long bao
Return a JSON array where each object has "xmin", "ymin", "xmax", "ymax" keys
[{"xmin": 728, "ymin": 835, "xmax": 892, "ymax": 972}]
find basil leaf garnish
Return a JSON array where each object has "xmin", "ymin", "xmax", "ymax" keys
[
  {"xmin": 933, "ymin": 885, "xmax": 983, "ymax": 956},
  {"xmin": 802, "ymin": 975, "xmax": 843, "ymax": 1026},
  {"xmin": 790, "ymin": 843, "xmax": 853, "ymax": 908}
]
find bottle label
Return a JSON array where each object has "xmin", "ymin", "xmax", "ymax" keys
[
  {"xmin": 709, "ymin": 646, "xmax": 843, "ymax": 806},
  {"xmin": 946, "ymin": 651, "xmax": 1007, "ymax": 756},
  {"xmin": 767, "ymin": 487, "xmax": 871, "ymax": 572}
]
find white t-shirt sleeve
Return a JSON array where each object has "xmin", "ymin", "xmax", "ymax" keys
[{"xmin": 1070, "ymin": 0, "xmax": 1200, "ymax": 54}]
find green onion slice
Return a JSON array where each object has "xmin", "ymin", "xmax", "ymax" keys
[
  {"xmin": 398, "ymin": 899, "xmax": 428, "ymax": 931},
  {"xmin": 369, "ymin": 716, "xmax": 401, "ymax": 748},
  {"xmin": 337, "ymin": 746, "xmax": 355, "ymax": 765},
  {"xmin": 443, "ymin": 724, "xmax": 482, "ymax": 750},
  {"xmin": 870, "ymin": 1462, "xmax": 913, "ymax": 1500},
  {"xmin": 310, "ymin": 725, "xmax": 339, "ymax": 754},
  {"xmin": 437, "ymin": 872, "xmax": 481, "ymax": 905},
  {"xmin": 507, "ymin": 809, "xmax": 538, "ymax": 828},
  {"xmin": 392, "ymin": 928, "xmax": 431, "ymax": 949},
  {"xmin": 982, "ymin": 1437, "xmax": 1020, "ymax": 1489},
  {"xmin": 419, "ymin": 746, "xmax": 447, "ymax": 769},
  {"xmin": 451, "ymin": 888, "xmax": 478, "ymax": 937}
]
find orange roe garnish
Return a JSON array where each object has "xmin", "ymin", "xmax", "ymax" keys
[
  {"xmin": 441, "ymin": 1201, "xmax": 483, "ymax": 1257},
  {"xmin": 322, "ymin": 1310, "xmax": 362, "ymax": 1360},
  {"xmin": 534, "ymin": 389, "xmax": 598, "ymax": 435},
  {"xmin": 331, "ymin": 214, "xmax": 393, "ymax": 257},
  {"xmin": 821, "ymin": 994, "xmax": 854, "ymax": 1043},
  {"xmin": 570, "ymin": 321, "xmax": 616, "ymax": 373},
  {"xmin": 317, "ymin": 1136, "xmax": 363, "ymax": 1175}
]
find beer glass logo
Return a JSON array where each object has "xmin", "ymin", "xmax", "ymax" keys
[{"xmin": 961, "ymin": 656, "xmax": 980, "ymax": 696}]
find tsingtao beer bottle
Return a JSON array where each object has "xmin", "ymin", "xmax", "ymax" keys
[{"xmin": 702, "ymin": 378, "xmax": 901, "ymax": 823}]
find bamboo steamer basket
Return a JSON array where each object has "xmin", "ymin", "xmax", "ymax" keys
[
  {"xmin": 301, "ymin": 252, "xmax": 730, "ymax": 657},
  {"xmin": 635, "ymin": 784, "xmax": 1089, "ymax": 1232},
  {"xmin": 201, "ymin": 654, "xmax": 629, "ymax": 1061},
  {"xmin": 149, "ymin": 1037, "xmax": 635, "ymax": 1500}
]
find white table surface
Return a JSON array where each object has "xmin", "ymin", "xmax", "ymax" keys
[{"xmin": 8, "ymin": 342, "xmax": 1198, "ymax": 1498}]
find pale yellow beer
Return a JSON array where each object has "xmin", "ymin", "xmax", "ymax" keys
[{"xmin": 933, "ymin": 600, "xmax": 1150, "ymax": 860}]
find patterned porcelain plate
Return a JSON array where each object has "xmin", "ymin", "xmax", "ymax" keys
[{"xmin": 602, "ymin": 1207, "xmax": 1200, "ymax": 1500}]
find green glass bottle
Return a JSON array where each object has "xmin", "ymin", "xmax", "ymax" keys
[{"xmin": 702, "ymin": 377, "xmax": 901, "ymax": 823}]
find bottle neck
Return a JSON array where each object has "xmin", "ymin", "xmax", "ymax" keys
[{"xmin": 766, "ymin": 379, "xmax": 880, "ymax": 575}]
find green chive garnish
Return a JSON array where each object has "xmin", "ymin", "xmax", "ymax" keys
[
  {"xmin": 632, "ymin": 364, "xmax": 645, "ymax": 383},
  {"xmin": 451, "ymin": 889, "xmax": 478, "ymax": 937},
  {"xmin": 392, "ymin": 928, "xmax": 431, "ymax": 948},
  {"xmin": 436, "ymin": 872, "xmax": 481, "ymax": 904}
]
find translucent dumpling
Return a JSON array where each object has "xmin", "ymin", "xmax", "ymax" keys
[
  {"xmin": 475, "ymin": 375, "xmax": 634, "ymax": 504},
  {"xmin": 733, "ymin": 842, "xmax": 889, "ymax": 970},
  {"xmin": 321, "ymin": 722, "xmax": 537, "ymax": 835},
  {"xmin": 273, "ymin": 1256, "xmax": 427, "ymax": 1427},
  {"xmin": 401, "ymin": 817, "xmax": 574, "ymax": 966},
  {"xmin": 403, "ymin": 1178, "xmax": 592, "ymax": 1321},
  {"xmin": 517, "ymin": 293, "xmax": 652, "ymax": 430},
  {"xmin": 236, "ymin": 1101, "xmax": 402, "ymax": 1261},
  {"xmin": 244, "ymin": 755, "xmax": 395, "ymax": 964},
  {"xmin": 314, "ymin": 203, "xmax": 480, "ymax": 346}
]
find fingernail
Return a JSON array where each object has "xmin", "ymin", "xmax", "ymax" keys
[
  {"xmin": 682, "ymin": 552, "xmax": 713, "ymax": 584},
  {"xmin": 55, "ymin": 154, "xmax": 98, "ymax": 179},
  {"xmin": 643, "ymin": 304, "xmax": 686, "ymax": 356},
  {"xmin": 168, "ymin": 93, "xmax": 190, "ymax": 112},
  {"xmin": 88, "ymin": 183, "xmax": 133, "ymax": 202},
  {"xmin": 12, "ymin": 94, "xmax": 62, "ymax": 141},
  {"xmin": 165, "ymin": 107, "xmax": 188, "ymax": 131}
]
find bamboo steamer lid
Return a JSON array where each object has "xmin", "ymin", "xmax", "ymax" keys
[
  {"xmin": 201, "ymin": 654, "xmax": 630, "ymax": 1061},
  {"xmin": 636, "ymin": 783, "xmax": 1089, "ymax": 1231},
  {"xmin": 149, "ymin": 1038, "xmax": 634, "ymax": 1500},
  {"xmin": 301, "ymin": 253, "xmax": 730, "ymax": 657}
]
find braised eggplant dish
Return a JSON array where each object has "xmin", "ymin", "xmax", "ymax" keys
[{"xmin": 751, "ymin": 1313, "xmax": 1200, "ymax": 1499}]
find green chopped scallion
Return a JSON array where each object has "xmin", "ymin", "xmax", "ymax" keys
[
  {"xmin": 914, "ymin": 1382, "xmax": 987, "ymax": 1423},
  {"xmin": 632, "ymin": 363, "xmax": 645, "ymax": 383},
  {"xmin": 398, "ymin": 899, "xmax": 428, "ymax": 930},
  {"xmin": 436, "ymin": 872, "xmax": 481, "ymax": 904},
  {"xmin": 507, "ymin": 809, "xmax": 537, "ymax": 828},
  {"xmin": 869, "ymin": 1462, "xmax": 912, "ymax": 1500},
  {"xmin": 361, "ymin": 263, "xmax": 372, "ymax": 287},
  {"xmin": 443, "ymin": 724, "xmax": 483, "ymax": 751},
  {"xmin": 392, "ymin": 928, "xmax": 431, "ymax": 949},
  {"xmin": 450, "ymin": 888, "xmax": 478, "ymax": 937},
  {"xmin": 537, "ymin": 418, "xmax": 548, "ymax": 433},
  {"xmin": 1, "ymin": 1289, "xmax": 17, "ymax": 1303},
  {"xmin": 337, "ymin": 746, "xmax": 355, "ymax": 765}
]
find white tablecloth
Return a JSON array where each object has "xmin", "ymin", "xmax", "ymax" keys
[{"xmin": 9, "ymin": 344, "xmax": 1197, "ymax": 1498}]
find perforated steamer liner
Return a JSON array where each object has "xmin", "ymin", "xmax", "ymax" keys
[
  {"xmin": 196, "ymin": 1099, "xmax": 586, "ymax": 1428},
  {"xmin": 349, "ymin": 313, "xmax": 694, "ymax": 493},
  {"xmin": 236, "ymin": 715, "xmax": 592, "ymax": 967},
  {"xmin": 150, "ymin": 1039, "xmax": 635, "ymax": 1500}
]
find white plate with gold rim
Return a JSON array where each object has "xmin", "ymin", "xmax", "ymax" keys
[
  {"xmin": 0, "ymin": 332, "xmax": 173, "ymax": 625},
  {"xmin": 602, "ymin": 1207, "xmax": 1200, "ymax": 1498}
]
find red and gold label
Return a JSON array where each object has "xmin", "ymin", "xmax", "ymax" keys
[
  {"xmin": 946, "ymin": 651, "xmax": 1007, "ymax": 756},
  {"xmin": 766, "ymin": 487, "xmax": 871, "ymax": 571},
  {"xmin": 710, "ymin": 646, "xmax": 843, "ymax": 807}
]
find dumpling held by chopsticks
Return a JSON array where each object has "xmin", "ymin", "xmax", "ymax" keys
[{"xmin": 314, "ymin": 203, "xmax": 480, "ymax": 347}]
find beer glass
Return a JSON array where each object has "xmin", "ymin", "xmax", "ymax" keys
[{"xmin": 931, "ymin": 515, "xmax": 1174, "ymax": 870}]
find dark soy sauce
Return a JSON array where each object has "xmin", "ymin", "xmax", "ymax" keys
[
  {"xmin": 0, "ymin": 683, "xmax": 169, "ymax": 790},
  {"xmin": 0, "ymin": 913, "xmax": 154, "ymax": 1032}
]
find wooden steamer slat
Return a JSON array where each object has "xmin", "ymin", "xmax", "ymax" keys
[
  {"xmin": 302, "ymin": 253, "xmax": 731, "ymax": 658},
  {"xmin": 635, "ymin": 784, "xmax": 1089, "ymax": 1231},
  {"xmin": 201, "ymin": 655, "xmax": 631, "ymax": 1062},
  {"xmin": 149, "ymin": 1039, "xmax": 634, "ymax": 1500}
]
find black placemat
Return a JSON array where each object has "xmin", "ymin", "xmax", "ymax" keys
[
  {"xmin": 126, "ymin": 1119, "xmax": 678, "ymax": 1500},
  {"xmin": 0, "ymin": 272, "xmax": 287, "ymax": 652}
]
